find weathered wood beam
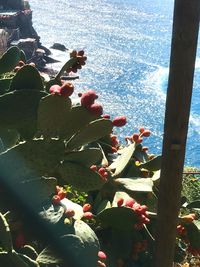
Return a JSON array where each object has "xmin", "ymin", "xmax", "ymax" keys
[{"xmin": 155, "ymin": 1, "xmax": 200, "ymax": 267}]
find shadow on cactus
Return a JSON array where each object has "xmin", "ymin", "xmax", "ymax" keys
[{"xmin": 0, "ymin": 47, "xmax": 199, "ymax": 267}]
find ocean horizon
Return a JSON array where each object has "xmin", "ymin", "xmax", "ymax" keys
[{"xmin": 29, "ymin": 0, "xmax": 200, "ymax": 168}]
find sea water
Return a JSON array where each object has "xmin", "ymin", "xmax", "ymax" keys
[{"xmin": 29, "ymin": 0, "xmax": 200, "ymax": 168}]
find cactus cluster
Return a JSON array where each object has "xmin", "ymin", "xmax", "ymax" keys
[{"xmin": 0, "ymin": 47, "xmax": 199, "ymax": 267}]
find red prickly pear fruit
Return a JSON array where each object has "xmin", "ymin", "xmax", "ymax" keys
[
  {"xmin": 14, "ymin": 66, "xmax": 21, "ymax": 72},
  {"xmin": 111, "ymin": 147, "xmax": 118, "ymax": 153},
  {"xmin": 65, "ymin": 209, "xmax": 75, "ymax": 218},
  {"xmin": 124, "ymin": 198, "xmax": 135, "ymax": 208},
  {"xmin": 77, "ymin": 50, "xmax": 84, "ymax": 56},
  {"xmin": 57, "ymin": 189, "xmax": 67, "ymax": 200},
  {"xmin": 60, "ymin": 82, "xmax": 74, "ymax": 97},
  {"xmin": 117, "ymin": 198, "xmax": 124, "ymax": 207},
  {"xmin": 141, "ymin": 130, "xmax": 151, "ymax": 137},
  {"xmin": 80, "ymin": 91, "xmax": 97, "ymax": 108},
  {"xmin": 18, "ymin": 60, "xmax": 25, "ymax": 67},
  {"xmin": 98, "ymin": 167, "xmax": 106, "ymax": 176},
  {"xmin": 97, "ymin": 260, "xmax": 106, "ymax": 267},
  {"xmin": 52, "ymin": 195, "xmax": 61, "ymax": 204},
  {"xmin": 139, "ymin": 127, "xmax": 145, "ymax": 133},
  {"xmin": 29, "ymin": 62, "xmax": 36, "ymax": 67},
  {"xmin": 82, "ymin": 211, "xmax": 93, "ymax": 219},
  {"xmin": 136, "ymin": 137, "xmax": 143, "ymax": 144},
  {"xmin": 98, "ymin": 251, "xmax": 107, "ymax": 260},
  {"xmin": 112, "ymin": 116, "xmax": 127, "ymax": 127},
  {"xmin": 102, "ymin": 114, "xmax": 110, "ymax": 119},
  {"xmin": 15, "ymin": 232, "xmax": 25, "ymax": 248},
  {"xmin": 88, "ymin": 103, "xmax": 103, "ymax": 116},
  {"xmin": 49, "ymin": 84, "xmax": 61, "ymax": 95},
  {"xmin": 90, "ymin": 165, "xmax": 98, "ymax": 171},
  {"xmin": 83, "ymin": 203, "xmax": 92, "ymax": 212},
  {"xmin": 132, "ymin": 133, "xmax": 139, "ymax": 142}
]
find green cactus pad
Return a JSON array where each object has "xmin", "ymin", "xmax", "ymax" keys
[
  {"xmin": 74, "ymin": 220, "xmax": 100, "ymax": 267},
  {"xmin": 64, "ymin": 148, "xmax": 102, "ymax": 166},
  {"xmin": 114, "ymin": 178, "xmax": 154, "ymax": 192},
  {"xmin": 55, "ymin": 57, "xmax": 79, "ymax": 79},
  {"xmin": 0, "ymin": 213, "xmax": 13, "ymax": 252},
  {"xmin": 0, "ymin": 46, "xmax": 21, "ymax": 74},
  {"xmin": 96, "ymin": 199, "xmax": 111, "ymax": 214},
  {"xmin": 37, "ymin": 94, "xmax": 72, "ymax": 138},
  {"xmin": 0, "ymin": 78, "xmax": 12, "ymax": 93},
  {"xmin": 39, "ymin": 205, "xmax": 65, "ymax": 225},
  {"xmin": 66, "ymin": 118, "xmax": 113, "ymax": 150},
  {"xmin": 9, "ymin": 65, "xmax": 44, "ymax": 91},
  {"xmin": 36, "ymin": 245, "xmax": 63, "ymax": 265},
  {"xmin": 0, "ymin": 128, "xmax": 19, "ymax": 150},
  {"xmin": 0, "ymin": 252, "xmax": 36, "ymax": 267},
  {"xmin": 0, "ymin": 90, "xmax": 46, "ymax": 135},
  {"xmin": 109, "ymin": 143, "xmax": 136, "ymax": 177},
  {"xmin": 184, "ymin": 222, "xmax": 200, "ymax": 249},
  {"xmin": 0, "ymin": 139, "xmax": 64, "ymax": 183},
  {"xmin": 58, "ymin": 161, "xmax": 106, "ymax": 191},
  {"xmin": 63, "ymin": 105, "xmax": 98, "ymax": 140},
  {"xmin": 140, "ymin": 155, "xmax": 162, "ymax": 171},
  {"xmin": 97, "ymin": 206, "xmax": 138, "ymax": 230},
  {"xmin": 19, "ymin": 177, "xmax": 57, "ymax": 207}
]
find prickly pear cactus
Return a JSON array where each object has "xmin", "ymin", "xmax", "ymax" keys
[
  {"xmin": 58, "ymin": 161, "xmax": 106, "ymax": 191},
  {"xmin": 64, "ymin": 148, "xmax": 103, "ymax": 166},
  {"xmin": 0, "ymin": 46, "xmax": 21, "ymax": 74},
  {"xmin": 9, "ymin": 65, "xmax": 44, "ymax": 91},
  {"xmin": 0, "ymin": 139, "xmax": 65, "ymax": 183},
  {"xmin": 37, "ymin": 94, "xmax": 71, "ymax": 138},
  {"xmin": 0, "ymin": 89, "xmax": 46, "ymax": 139},
  {"xmin": 66, "ymin": 118, "xmax": 113, "ymax": 150}
]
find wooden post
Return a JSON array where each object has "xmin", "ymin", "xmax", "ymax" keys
[{"xmin": 155, "ymin": 1, "xmax": 200, "ymax": 267}]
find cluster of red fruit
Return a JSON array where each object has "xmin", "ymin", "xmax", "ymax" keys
[
  {"xmin": 78, "ymin": 89, "xmax": 103, "ymax": 116},
  {"xmin": 52, "ymin": 186, "xmax": 67, "ymax": 205},
  {"xmin": 117, "ymin": 197, "xmax": 150, "ymax": 230},
  {"xmin": 67, "ymin": 49, "xmax": 87, "ymax": 73},
  {"xmin": 97, "ymin": 250, "xmax": 107, "ymax": 267},
  {"xmin": 90, "ymin": 165, "xmax": 108, "ymax": 181},
  {"xmin": 126, "ymin": 127, "xmax": 151, "ymax": 147},
  {"xmin": 49, "ymin": 82, "xmax": 74, "ymax": 97},
  {"xmin": 79, "ymin": 89, "xmax": 104, "ymax": 116},
  {"xmin": 82, "ymin": 203, "xmax": 94, "ymax": 220},
  {"xmin": 14, "ymin": 60, "xmax": 36, "ymax": 72}
]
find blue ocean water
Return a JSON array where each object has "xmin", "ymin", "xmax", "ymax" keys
[{"xmin": 29, "ymin": 0, "xmax": 200, "ymax": 167}]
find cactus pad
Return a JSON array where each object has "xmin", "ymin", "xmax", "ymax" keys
[
  {"xmin": 0, "ymin": 90, "xmax": 46, "ymax": 135},
  {"xmin": 0, "ymin": 46, "xmax": 21, "ymax": 74},
  {"xmin": 64, "ymin": 148, "xmax": 102, "ymax": 166},
  {"xmin": 114, "ymin": 178, "xmax": 154, "ymax": 192},
  {"xmin": 37, "ymin": 94, "xmax": 72, "ymax": 138},
  {"xmin": 58, "ymin": 161, "xmax": 106, "ymax": 191},
  {"xmin": 66, "ymin": 118, "xmax": 113, "ymax": 150},
  {"xmin": 0, "ymin": 139, "xmax": 64, "ymax": 183},
  {"xmin": 10, "ymin": 65, "xmax": 44, "ymax": 91}
]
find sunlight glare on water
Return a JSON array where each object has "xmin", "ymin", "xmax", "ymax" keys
[{"xmin": 29, "ymin": 0, "xmax": 200, "ymax": 167}]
